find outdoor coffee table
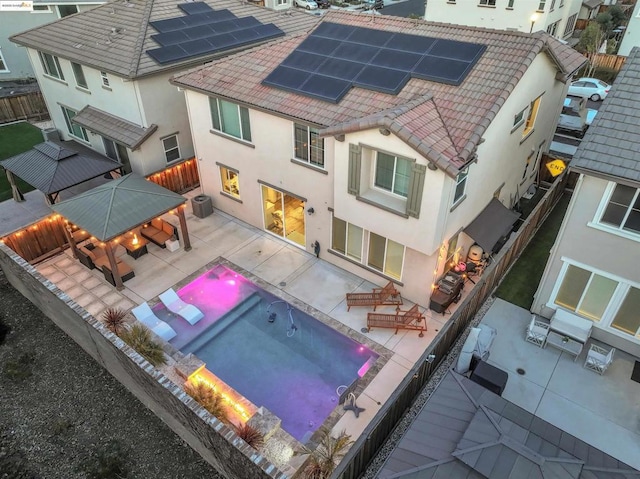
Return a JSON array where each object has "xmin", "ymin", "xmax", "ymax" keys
[
  {"xmin": 470, "ymin": 360, "xmax": 508, "ymax": 396},
  {"xmin": 121, "ymin": 236, "xmax": 148, "ymax": 259}
]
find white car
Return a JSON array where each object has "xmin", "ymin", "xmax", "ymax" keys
[
  {"xmin": 295, "ymin": 0, "xmax": 318, "ymax": 9},
  {"xmin": 567, "ymin": 77, "xmax": 610, "ymax": 102}
]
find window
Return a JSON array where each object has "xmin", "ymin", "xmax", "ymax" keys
[
  {"xmin": 38, "ymin": 52, "xmax": 64, "ymax": 80},
  {"xmin": 537, "ymin": 0, "xmax": 545, "ymax": 10},
  {"xmin": 599, "ymin": 184, "xmax": 640, "ymax": 234},
  {"xmin": 209, "ymin": 97, "xmax": 251, "ymax": 142},
  {"xmin": 549, "ymin": 0, "xmax": 556, "ymax": 9},
  {"xmin": 57, "ymin": 5, "xmax": 78, "ymax": 17},
  {"xmin": 332, "ymin": 217, "xmax": 363, "ymax": 261},
  {"xmin": 162, "ymin": 135, "xmax": 180, "ymax": 162},
  {"xmin": 523, "ymin": 96, "xmax": 541, "ymax": 137},
  {"xmin": 100, "ymin": 71, "xmax": 110, "ymax": 88},
  {"xmin": 478, "ymin": 0, "xmax": 496, "ymax": 5},
  {"xmin": 610, "ymin": 287, "xmax": 640, "ymax": 335},
  {"xmin": 368, "ymin": 232, "xmax": 404, "ymax": 279},
  {"xmin": 32, "ymin": 5, "xmax": 52, "ymax": 12},
  {"xmin": 507, "ymin": 0, "xmax": 514, "ymax": 7},
  {"xmin": 513, "ymin": 107, "xmax": 526, "ymax": 128},
  {"xmin": 103, "ymin": 137, "xmax": 131, "ymax": 173},
  {"xmin": 61, "ymin": 106, "xmax": 88, "ymax": 141},
  {"xmin": 220, "ymin": 166, "xmax": 240, "ymax": 199},
  {"xmin": 559, "ymin": 0, "xmax": 564, "ymax": 6},
  {"xmin": 277, "ymin": 0, "xmax": 287, "ymax": 4},
  {"xmin": 71, "ymin": 62, "xmax": 87, "ymax": 89},
  {"xmin": 453, "ymin": 168, "xmax": 468, "ymax": 204},
  {"xmin": 554, "ymin": 265, "xmax": 618, "ymax": 322},
  {"xmin": 0, "ymin": 49, "xmax": 7, "ymax": 72},
  {"xmin": 374, "ymin": 152, "xmax": 411, "ymax": 198},
  {"xmin": 294, "ymin": 123, "xmax": 324, "ymax": 168},
  {"xmin": 547, "ymin": 20, "xmax": 559, "ymax": 36}
]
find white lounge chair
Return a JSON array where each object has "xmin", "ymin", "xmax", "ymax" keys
[
  {"xmin": 584, "ymin": 343, "xmax": 615, "ymax": 375},
  {"xmin": 159, "ymin": 288, "xmax": 204, "ymax": 325},
  {"xmin": 131, "ymin": 302, "xmax": 177, "ymax": 341}
]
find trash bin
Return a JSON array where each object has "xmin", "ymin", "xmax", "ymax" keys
[{"xmin": 191, "ymin": 195, "xmax": 213, "ymax": 218}]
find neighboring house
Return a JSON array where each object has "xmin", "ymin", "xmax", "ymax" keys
[
  {"xmin": 533, "ymin": 47, "xmax": 640, "ymax": 357},
  {"xmin": 424, "ymin": 0, "xmax": 582, "ymax": 40},
  {"xmin": 10, "ymin": 0, "xmax": 318, "ymax": 175},
  {"xmin": 618, "ymin": 0, "xmax": 640, "ymax": 56},
  {"xmin": 579, "ymin": 0, "xmax": 603, "ymax": 21},
  {"xmin": 171, "ymin": 10, "xmax": 585, "ymax": 304},
  {"xmin": 0, "ymin": 0, "xmax": 104, "ymax": 81}
]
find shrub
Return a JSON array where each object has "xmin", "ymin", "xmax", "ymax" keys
[
  {"xmin": 0, "ymin": 313, "xmax": 10, "ymax": 345},
  {"xmin": 119, "ymin": 324, "xmax": 166, "ymax": 366},
  {"xmin": 184, "ymin": 381, "xmax": 229, "ymax": 423},
  {"xmin": 235, "ymin": 423, "xmax": 265, "ymax": 449},
  {"xmin": 3, "ymin": 352, "xmax": 36, "ymax": 380},
  {"xmin": 101, "ymin": 308, "xmax": 127, "ymax": 336},
  {"xmin": 81, "ymin": 439, "xmax": 128, "ymax": 479},
  {"xmin": 297, "ymin": 430, "xmax": 353, "ymax": 479}
]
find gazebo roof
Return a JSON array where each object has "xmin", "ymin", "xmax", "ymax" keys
[
  {"xmin": 51, "ymin": 174, "xmax": 185, "ymax": 242},
  {"xmin": 0, "ymin": 140, "xmax": 121, "ymax": 195}
]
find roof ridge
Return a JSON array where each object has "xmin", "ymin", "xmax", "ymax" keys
[
  {"xmin": 431, "ymin": 98, "xmax": 459, "ymax": 158},
  {"xmin": 129, "ymin": 0, "xmax": 156, "ymax": 77}
]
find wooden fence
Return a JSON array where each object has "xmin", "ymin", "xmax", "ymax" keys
[
  {"xmin": 334, "ymin": 172, "xmax": 570, "ymax": 479},
  {"xmin": 0, "ymin": 91, "xmax": 49, "ymax": 124},
  {"xmin": 575, "ymin": 18, "xmax": 589, "ymax": 31},
  {"xmin": 584, "ymin": 52, "xmax": 626, "ymax": 72},
  {"xmin": 0, "ymin": 158, "xmax": 200, "ymax": 263}
]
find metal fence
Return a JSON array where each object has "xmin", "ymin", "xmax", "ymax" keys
[{"xmin": 334, "ymin": 172, "xmax": 570, "ymax": 479}]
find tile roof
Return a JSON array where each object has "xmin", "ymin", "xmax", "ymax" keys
[
  {"xmin": 582, "ymin": 0, "xmax": 603, "ymax": 9},
  {"xmin": 10, "ymin": 0, "xmax": 319, "ymax": 79},
  {"xmin": 72, "ymin": 106, "xmax": 157, "ymax": 150},
  {"xmin": 171, "ymin": 11, "xmax": 586, "ymax": 176},
  {"xmin": 378, "ymin": 371, "xmax": 638, "ymax": 479},
  {"xmin": 571, "ymin": 47, "xmax": 640, "ymax": 185}
]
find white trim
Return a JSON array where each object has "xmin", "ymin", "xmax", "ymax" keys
[
  {"xmin": 0, "ymin": 48, "xmax": 8, "ymax": 73},
  {"xmin": 593, "ymin": 181, "xmax": 640, "ymax": 238},
  {"xmin": 587, "ymin": 221, "xmax": 640, "ymax": 243},
  {"xmin": 161, "ymin": 134, "xmax": 181, "ymax": 163}
]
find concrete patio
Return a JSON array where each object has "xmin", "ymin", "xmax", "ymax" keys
[{"xmin": 480, "ymin": 298, "xmax": 640, "ymax": 470}]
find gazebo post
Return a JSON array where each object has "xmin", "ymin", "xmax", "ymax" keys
[
  {"xmin": 5, "ymin": 170, "xmax": 25, "ymax": 202},
  {"xmin": 176, "ymin": 206, "xmax": 192, "ymax": 252},
  {"xmin": 63, "ymin": 225, "xmax": 78, "ymax": 259},
  {"xmin": 104, "ymin": 242, "xmax": 124, "ymax": 290}
]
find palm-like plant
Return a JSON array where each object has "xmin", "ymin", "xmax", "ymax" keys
[
  {"xmin": 101, "ymin": 307, "xmax": 127, "ymax": 336},
  {"xmin": 184, "ymin": 381, "xmax": 230, "ymax": 424},
  {"xmin": 235, "ymin": 423, "xmax": 265, "ymax": 450},
  {"xmin": 298, "ymin": 430, "xmax": 353, "ymax": 479},
  {"xmin": 119, "ymin": 324, "xmax": 166, "ymax": 366}
]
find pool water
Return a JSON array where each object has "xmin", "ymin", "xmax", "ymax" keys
[{"xmin": 160, "ymin": 265, "xmax": 378, "ymax": 442}]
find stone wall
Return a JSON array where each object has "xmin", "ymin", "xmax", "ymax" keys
[{"xmin": 0, "ymin": 243, "xmax": 285, "ymax": 479}]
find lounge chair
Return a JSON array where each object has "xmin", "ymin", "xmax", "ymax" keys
[
  {"xmin": 367, "ymin": 304, "xmax": 426, "ymax": 337},
  {"xmin": 131, "ymin": 302, "xmax": 177, "ymax": 341},
  {"xmin": 158, "ymin": 288, "xmax": 204, "ymax": 325},
  {"xmin": 346, "ymin": 281, "xmax": 403, "ymax": 311}
]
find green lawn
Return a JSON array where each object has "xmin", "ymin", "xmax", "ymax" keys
[
  {"xmin": 0, "ymin": 122, "xmax": 43, "ymax": 201},
  {"xmin": 494, "ymin": 192, "xmax": 571, "ymax": 310}
]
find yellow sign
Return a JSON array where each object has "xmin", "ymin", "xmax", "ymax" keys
[{"xmin": 546, "ymin": 159, "xmax": 566, "ymax": 177}]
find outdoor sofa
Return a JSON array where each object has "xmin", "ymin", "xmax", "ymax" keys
[{"xmin": 140, "ymin": 218, "xmax": 178, "ymax": 248}]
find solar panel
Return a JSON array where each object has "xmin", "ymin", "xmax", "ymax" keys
[
  {"xmin": 385, "ymin": 34, "xmax": 435, "ymax": 54},
  {"xmin": 151, "ymin": 30, "xmax": 189, "ymax": 47},
  {"xmin": 298, "ymin": 74, "xmax": 351, "ymax": 103},
  {"xmin": 412, "ymin": 55, "xmax": 471, "ymax": 85},
  {"xmin": 233, "ymin": 28, "xmax": 260, "ymax": 44},
  {"xmin": 181, "ymin": 14, "xmax": 218, "ymax": 27},
  {"xmin": 178, "ymin": 2, "xmax": 213, "ymax": 14},
  {"xmin": 147, "ymin": 45, "xmax": 186, "ymax": 64},
  {"xmin": 210, "ymin": 19, "xmax": 240, "ymax": 34},
  {"xmin": 263, "ymin": 66, "xmax": 312, "ymax": 91},
  {"xmin": 201, "ymin": 9, "xmax": 236, "ymax": 23},
  {"xmin": 312, "ymin": 22, "xmax": 354, "ymax": 40},
  {"xmin": 183, "ymin": 24, "xmax": 216, "ymax": 41},
  {"xmin": 332, "ymin": 43, "xmax": 379, "ymax": 63},
  {"xmin": 354, "ymin": 66, "xmax": 410, "ymax": 94},
  {"xmin": 297, "ymin": 36, "xmax": 341, "ymax": 56},
  {"xmin": 370, "ymin": 49, "xmax": 422, "ymax": 71},
  {"xmin": 347, "ymin": 27, "xmax": 393, "ymax": 47},
  {"xmin": 180, "ymin": 38, "xmax": 215, "ymax": 56},
  {"xmin": 150, "ymin": 18, "xmax": 187, "ymax": 33},
  {"xmin": 206, "ymin": 32, "xmax": 239, "ymax": 50},
  {"xmin": 316, "ymin": 57, "xmax": 366, "ymax": 81},
  {"xmin": 429, "ymin": 39, "xmax": 486, "ymax": 62},
  {"xmin": 234, "ymin": 16, "xmax": 261, "ymax": 29},
  {"xmin": 253, "ymin": 23, "xmax": 285, "ymax": 38},
  {"xmin": 281, "ymin": 51, "xmax": 328, "ymax": 71}
]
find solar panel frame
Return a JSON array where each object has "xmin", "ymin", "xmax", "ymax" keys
[
  {"xmin": 281, "ymin": 51, "xmax": 329, "ymax": 71},
  {"xmin": 151, "ymin": 30, "xmax": 189, "ymax": 47},
  {"xmin": 412, "ymin": 55, "xmax": 473, "ymax": 85},
  {"xmin": 297, "ymin": 36, "xmax": 342, "ymax": 55},
  {"xmin": 183, "ymin": 24, "xmax": 216, "ymax": 40},
  {"xmin": 298, "ymin": 74, "xmax": 352, "ymax": 104},
  {"xmin": 369, "ymin": 48, "xmax": 422, "ymax": 72},
  {"xmin": 312, "ymin": 22, "xmax": 354, "ymax": 40},
  {"xmin": 200, "ymin": 9, "xmax": 236, "ymax": 23},
  {"xmin": 385, "ymin": 34, "xmax": 435, "ymax": 54},
  {"xmin": 206, "ymin": 32, "xmax": 239, "ymax": 50},
  {"xmin": 253, "ymin": 23, "xmax": 284, "ymax": 38},
  {"xmin": 429, "ymin": 39, "xmax": 486, "ymax": 62},
  {"xmin": 263, "ymin": 66, "xmax": 312, "ymax": 91},
  {"xmin": 146, "ymin": 45, "xmax": 187, "ymax": 64},
  {"xmin": 346, "ymin": 27, "xmax": 394, "ymax": 47},
  {"xmin": 178, "ymin": 2, "xmax": 213, "ymax": 14},
  {"xmin": 150, "ymin": 17, "xmax": 187, "ymax": 33},
  {"xmin": 180, "ymin": 38, "xmax": 216, "ymax": 56},
  {"xmin": 353, "ymin": 65, "xmax": 410, "ymax": 95},
  {"xmin": 315, "ymin": 57, "xmax": 366, "ymax": 81},
  {"xmin": 331, "ymin": 42, "xmax": 379, "ymax": 63}
]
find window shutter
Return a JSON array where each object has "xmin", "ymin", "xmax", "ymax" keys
[
  {"xmin": 406, "ymin": 163, "xmax": 427, "ymax": 218},
  {"xmin": 348, "ymin": 144, "xmax": 362, "ymax": 196}
]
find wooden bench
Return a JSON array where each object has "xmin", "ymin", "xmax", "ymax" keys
[
  {"xmin": 346, "ymin": 281, "xmax": 403, "ymax": 311},
  {"xmin": 367, "ymin": 304, "xmax": 426, "ymax": 337}
]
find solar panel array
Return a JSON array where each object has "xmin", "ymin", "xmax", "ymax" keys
[
  {"xmin": 262, "ymin": 22, "xmax": 487, "ymax": 103},
  {"xmin": 146, "ymin": 2, "xmax": 285, "ymax": 65}
]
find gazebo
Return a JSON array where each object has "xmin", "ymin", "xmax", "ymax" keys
[
  {"xmin": 51, "ymin": 174, "xmax": 192, "ymax": 290},
  {"xmin": 0, "ymin": 140, "xmax": 122, "ymax": 203}
]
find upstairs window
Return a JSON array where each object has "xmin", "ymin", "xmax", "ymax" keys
[
  {"xmin": 210, "ymin": 97, "xmax": 251, "ymax": 142},
  {"xmin": 100, "ymin": 71, "xmax": 110, "ymax": 88},
  {"xmin": 57, "ymin": 5, "xmax": 78, "ymax": 17},
  {"xmin": 71, "ymin": 62, "xmax": 87, "ymax": 89},
  {"xmin": 294, "ymin": 123, "xmax": 324, "ymax": 168},
  {"xmin": 507, "ymin": 0, "xmax": 514, "ymax": 6},
  {"xmin": 513, "ymin": 107, "xmax": 526, "ymax": 128},
  {"xmin": 523, "ymin": 96, "xmax": 541, "ymax": 137},
  {"xmin": 39, "ymin": 52, "xmax": 64, "ymax": 80},
  {"xmin": 453, "ymin": 168, "xmax": 468, "ymax": 204},
  {"xmin": 375, "ymin": 152, "xmax": 411, "ymax": 198},
  {"xmin": 600, "ymin": 184, "xmax": 640, "ymax": 234},
  {"xmin": 478, "ymin": 0, "xmax": 496, "ymax": 5},
  {"xmin": 162, "ymin": 135, "xmax": 181, "ymax": 163},
  {"xmin": 537, "ymin": 0, "xmax": 545, "ymax": 10}
]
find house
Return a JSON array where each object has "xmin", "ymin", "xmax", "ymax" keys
[
  {"xmin": 0, "ymin": 0, "xmax": 104, "ymax": 81},
  {"xmin": 424, "ymin": 0, "xmax": 582, "ymax": 40},
  {"xmin": 579, "ymin": 0, "xmax": 603, "ymax": 21},
  {"xmin": 171, "ymin": 10, "xmax": 585, "ymax": 305},
  {"xmin": 533, "ymin": 46, "xmax": 640, "ymax": 357},
  {"xmin": 618, "ymin": 0, "xmax": 640, "ymax": 56},
  {"xmin": 10, "ymin": 0, "xmax": 318, "ymax": 175}
]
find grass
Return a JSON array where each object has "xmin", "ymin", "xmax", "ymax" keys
[
  {"xmin": 494, "ymin": 192, "xmax": 571, "ymax": 310},
  {"xmin": 0, "ymin": 122, "xmax": 43, "ymax": 201}
]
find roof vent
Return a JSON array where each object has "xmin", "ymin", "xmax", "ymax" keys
[{"xmin": 111, "ymin": 27, "xmax": 123, "ymax": 34}]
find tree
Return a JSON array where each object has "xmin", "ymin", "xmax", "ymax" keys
[
  {"xmin": 578, "ymin": 22, "xmax": 605, "ymax": 54},
  {"xmin": 595, "ymin": 12, "xmax": 613, "ymax": 36},
  {"xmin": 608, "ymin": 5, "xmax": 625, "ymax": 29},
  {"xmin": 297, "ymin": 430, "xmax": 353, "ymax": 479}
]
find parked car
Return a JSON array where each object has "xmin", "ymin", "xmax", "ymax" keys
[
  {"xmin": 295, "ymin": 0, "xmax": 318, "ymax": 8},
  {"xmin": 315, "ymin": 0, "xmax": 330, "ymax": 8},
  {"xmin": 567, "ymin": 77, "xmax": 610, "ymax": 101},
  {"xmin": 363, "ymin": 0, "xmax": 383, "ymax": 9}
]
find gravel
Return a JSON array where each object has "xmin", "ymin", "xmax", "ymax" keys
[{"xmin": 0, "ymin": 270, "xmax": 224, "ymax": 479}]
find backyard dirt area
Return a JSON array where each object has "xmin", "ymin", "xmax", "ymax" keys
[{"xmin": 0, "ymin": 269, "xmax": 224, "ymax": 479}]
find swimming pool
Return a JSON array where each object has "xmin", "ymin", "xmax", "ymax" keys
[{"xmin": 159, "ymin": 265, "xmax": 379, "ymax": 442}]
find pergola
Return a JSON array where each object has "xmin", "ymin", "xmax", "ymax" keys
[
  {"xmin": 51, "ymin": 174, "xmax": 192, "ymax": 290},
  {"xmin": 0, "ymin": 140, "xmax": 123, "ymax": 204}
]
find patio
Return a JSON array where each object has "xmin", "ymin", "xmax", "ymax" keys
[{"xmin": 480, "ymin": 298, "xmax": 640, "ymax": 470}]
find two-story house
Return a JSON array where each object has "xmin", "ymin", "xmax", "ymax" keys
[
  {"xmin": 1, "ymin": 0, "xmax": 104, "ymax": 81},
  {"xmin": 618, "ymin": 0, "xmax": 640, "ymax": 56},
  {"xmin": 10, "ymin": 0, "xmax": 318, "ymax": 175},
  {"xmin": 171, "ymin": 11, "xmax": 585, "ymax": 304},
  {"xmin": 533, "ymin": 47, "xmax": 640, "ymax": 357},
  {"xmin": 424, "ymin": 0, "xmax": 582, "ymax": 40}
]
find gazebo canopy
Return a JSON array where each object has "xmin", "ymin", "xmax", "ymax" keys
[
  {"xmin": 0, "ymin": 140, "xmax": 121, "ymax": 195},
  {"xmin": 51, "ymin": 174, "xmax": 186, "ymax": 242}
]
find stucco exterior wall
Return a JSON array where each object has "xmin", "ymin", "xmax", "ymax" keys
[
  {"xmin": 618, "ymin": 3, "xmax": 640, "ymax": 56},
  {"xmin": 532, "ymin": 175, "xmax": 640, "ymax": 356}
]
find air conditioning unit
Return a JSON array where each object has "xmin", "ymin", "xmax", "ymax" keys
[
  {"xmin": 191, "ymin": 195, "xmax": 213, "ymax": 218},
  {"xmin": 42, "ymin": 128, "xmax": 60, "ymax": 142}
]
